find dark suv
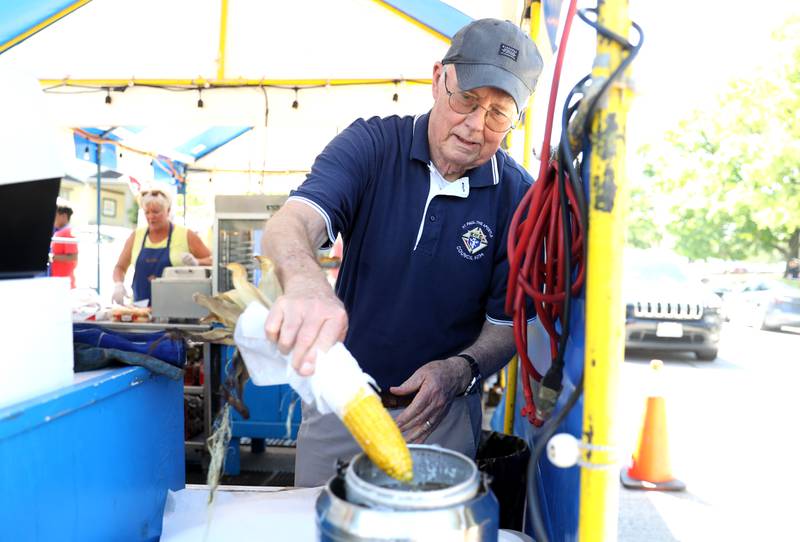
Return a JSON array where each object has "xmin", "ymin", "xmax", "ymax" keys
[{"xmin": 624, "ymin": 251, "xmax": 723, "ymax": 361}]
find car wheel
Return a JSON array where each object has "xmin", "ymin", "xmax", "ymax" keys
[
  {"xmin": 695, "ymin": 349, "xmax": 718, "ymax": 361},
  {"xmin": 760, "ymin": 320, "xmax": 779, "ymax": 332}
]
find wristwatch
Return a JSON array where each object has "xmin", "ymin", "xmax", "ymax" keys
[{"xmin": 456, "ymin": 353, "xmax": 482, "ymax": 395}]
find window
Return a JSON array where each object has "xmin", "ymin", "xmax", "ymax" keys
[{"xmin": 102, "ymin": 197, "xmax": 117, "ymax": 218}]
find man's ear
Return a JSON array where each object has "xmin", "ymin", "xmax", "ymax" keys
[{"xmin": 431, "ymin": 62, "xmax": 445, "ymax": 100}]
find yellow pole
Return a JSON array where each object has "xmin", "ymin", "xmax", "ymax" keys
[
  {"xmin": 502, "ymin": 356, "xmax": 518, "ymax": 434},
  {"xmin": 579, "ymin": 0, "xmax": 632, "ymax": 539},
  {"xmin": 522, "ymin": 1, "xmax": 542, "ymax": 170},
  {"xmin": 40, "ymin": 78, "xmax": 432, "ymax": 88},
  {"xmin": 505, "ymin": 0, "xmax": 543, "ymax": 436},
  {"xmin": 217, "ymin": 0, "xmax": 229, "ymax": 80},
  {"xmin": 369, "ymin": 0, "xmax": 451, "ymax": 43},
  {"xmin": 0, "ymin": 0, "xmax": 93, "ymax": 55}
]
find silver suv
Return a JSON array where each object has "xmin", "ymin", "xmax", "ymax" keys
[{"xmin": 624, "ymin": 250, "xmax": 723, "ymax": 361}]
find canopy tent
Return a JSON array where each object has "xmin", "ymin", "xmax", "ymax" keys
[{"xmin": 0, "ymin": 0, "xmax": 501, "ymax": 190}]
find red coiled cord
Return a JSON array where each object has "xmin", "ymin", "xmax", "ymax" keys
[{"xmin": 506, "ymin": 0, "xmax": 584, "ymax": 426}]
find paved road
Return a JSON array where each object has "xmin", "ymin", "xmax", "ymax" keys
[{"xmin": 617, "ymin": 323, "xmax": 800, "ymax": 541}]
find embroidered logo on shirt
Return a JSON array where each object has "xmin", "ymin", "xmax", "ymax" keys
[
  {"xmin": 498, "ymin": 43, "xmax": 519, "ymax": 61},
  {"xmin": 462, "ymin": 227, "xmax": 488, "ymax": 254},
  {"xmin": 457, "ymin": 220, "xmax": 494, "ymax": 261}
]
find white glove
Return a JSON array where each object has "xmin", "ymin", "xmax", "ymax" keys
[
  {"xmin": 181, "ymin": 252, "xmax": 199, "ymax": 266},
  {"xmin": 112, "ymin": 282, "xmax": 129, "ymax": 305}
]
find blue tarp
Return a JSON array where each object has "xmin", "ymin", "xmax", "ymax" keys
[{"xmin": 73, "ymin": 323, "xmax": 186, "ymax": 367}]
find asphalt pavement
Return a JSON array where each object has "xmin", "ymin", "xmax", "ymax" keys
[{"xmin": 616, "ymin": 322, "xmax": 800, "ymax": 541}]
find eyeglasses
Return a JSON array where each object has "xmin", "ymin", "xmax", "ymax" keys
[{"xmin": 443, "ymin": 70, "xmax": 517, "ymax": 133}]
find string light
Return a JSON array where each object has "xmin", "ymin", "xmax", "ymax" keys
[
  {"xmin": 105, "ymin": 89, "xmax": 112, "ymax": 104},
  {"xmin": 197, "ymin": 89, "xmax": 204, "ymax": 108},
  {"xmin": 392, "ymin": 80, "xmax": 399, "ymax": 102},
  {"xmin": 292, "ymin": 87, "xmax": 299, "ymax": 109}
]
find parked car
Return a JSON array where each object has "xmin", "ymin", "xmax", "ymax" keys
[
  {"xmin": 624, "ymin": 250, "xmax": 723, "ymax": 361},
  {"xmin": 722, "ymin": 278, "xmax": 800, "ymax": 331}
]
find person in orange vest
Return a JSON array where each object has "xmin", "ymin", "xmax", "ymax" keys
[{"xmin": 51, "ymin": 202, "xmax": 78, "ymax": 288}]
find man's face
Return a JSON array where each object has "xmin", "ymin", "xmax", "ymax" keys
[
  {"xmin": 428, "ymin": 63, "xmax": 516, "ymax": 176},
  {"xmin": 54, "ymin": 211, "xmax": 69, "ymax": 229}
]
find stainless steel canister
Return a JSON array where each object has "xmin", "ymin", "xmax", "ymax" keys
[{"xmin": 316, "ymin": 445, "xmax": 499, "ymax": 541}]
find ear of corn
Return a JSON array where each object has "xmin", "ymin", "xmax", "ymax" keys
[
  {"xmin": 342, "ymin": 388, "xmax": 413, "ymax": 482},
  {"xmin": 227, "ymin": 262, "xmax": 272, "ymax": 308},
  {"xmin": 218, "ymin": 258, "xmax": 413, "ymax": 481},
  {"xmin": 255, "ymin": 255, "xmax": 283, "ymax": 302}
]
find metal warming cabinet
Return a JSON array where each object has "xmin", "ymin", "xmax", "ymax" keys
[
  {"xmin": 213, "ymin": 194, "xmax": 287, "ymax": 294},
  {"xmin": 212, "ymin": 194, "xmax": 302, "ymax": 475}
]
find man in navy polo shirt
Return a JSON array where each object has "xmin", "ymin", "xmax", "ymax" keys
[{"xmin": 261, "ymin": 18, "xmax": 543, "ymax": 487}]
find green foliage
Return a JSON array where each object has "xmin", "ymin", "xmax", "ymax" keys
[
  {"xmin": 126, "ymin": 201, "xmax": 139, "ymax": 226},
  {"xmin": 626, "ymin": 184, "xmax": 662, "ymax": 249},
  {"xmin": 635, "ymin": 17, "xmax": 800, "ymax": 261}
]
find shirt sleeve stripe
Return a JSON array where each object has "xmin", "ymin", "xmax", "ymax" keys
[
  {"xmin": 486, "ymin": 314, "xmax": 537, "ymax": 326},
  {"xmin": 287, "ymin": 196, "xmax": 335, "ymax": 247}
]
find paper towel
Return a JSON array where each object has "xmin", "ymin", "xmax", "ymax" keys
[{"xmin": 234, "ymin": 302, "xmax": 376, "ymax": 415}]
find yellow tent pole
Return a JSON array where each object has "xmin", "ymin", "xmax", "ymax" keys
[
  {"xmin": 579, "ymin": 0, "xmax": 632, "ymax": 539},
  {"xmin": 369, "ymin": 0, "xmax": 451, "ymax": 43},
  {"xmin": 39, "ymin": 78, "xmax": 432, "ymax": 88},
  {"xmin": 217, "ymin": 0, "xmax": 229, "ymax": 80},
  {"xmin": 502, "ymin": 356, "xmax": 518, "ymax": 434},
  {"xmin": 522, "ymin": 0, "xmax": 542, "ymax": 171},
  {"xmin": 0, "ymin": 0, "xmax": 93, "ymax": 55},
  {"xmin": 505, "ymin": 0, "xmax": 543, "ymax": 436}
]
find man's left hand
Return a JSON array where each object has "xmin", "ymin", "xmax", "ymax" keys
[{"xmin": 390, "ymin": 357, "xmax": 471, "ymax": 444}]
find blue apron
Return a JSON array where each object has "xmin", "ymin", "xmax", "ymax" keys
[{"xmin": 132, "ymin": 224, "xmax": 173, "ymax": 304}]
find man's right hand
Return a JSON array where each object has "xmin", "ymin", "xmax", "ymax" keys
[{"xmin": 264, "ymin": 274, "xmax": 348, "ymax": 376}]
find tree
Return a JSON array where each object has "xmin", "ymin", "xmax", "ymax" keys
[{"xmin": 635, "ymin": 18, "xmax": 800, "ymax": 262}]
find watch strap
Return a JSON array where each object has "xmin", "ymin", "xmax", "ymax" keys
[{"xmin": 456, "ymin": 353, "xmax": 481, "ymax": 395}]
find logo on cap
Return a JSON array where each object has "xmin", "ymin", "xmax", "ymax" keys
[{"xmin": 498, "ymin": 43, "xmax": 519, "ymax": 62}]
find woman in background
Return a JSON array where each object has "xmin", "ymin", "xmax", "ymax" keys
[{"xmin": 112, "ymin": 188, "xmax": 211, "ymax": 305}]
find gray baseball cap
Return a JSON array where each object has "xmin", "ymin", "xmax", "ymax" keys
[{"xmin": 442, "ymin": 18, "xmax": 544, "ymax": 112}]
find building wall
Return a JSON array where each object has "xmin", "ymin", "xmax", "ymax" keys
[{"xmin": 59, "ymin": 179, "xmax": 135, "ymax": 228}]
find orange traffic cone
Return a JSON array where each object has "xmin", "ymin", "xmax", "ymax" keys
[{"xmin": 620, "ymin": 360, "xmax": 685, "ymax": 491}]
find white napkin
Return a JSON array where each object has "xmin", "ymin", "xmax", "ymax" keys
[{"xmin": 233, "ymin": 302, "xmax": 376, "ymax": 416}]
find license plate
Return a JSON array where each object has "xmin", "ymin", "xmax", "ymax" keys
[{"xmin": 656, "ymin": 322, "xmax": 683, "ymax": 338}]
